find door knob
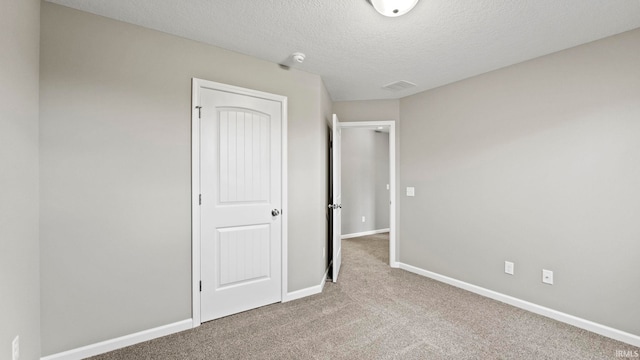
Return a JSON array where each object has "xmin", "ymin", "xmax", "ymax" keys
[{"xmin": 271, "ymin": 209, "xmax": 280, "ymax": 216}]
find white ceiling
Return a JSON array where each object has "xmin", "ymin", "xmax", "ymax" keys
[{"xmin": 47, "ymin": 0, "xmax": 640, "ymax": 101}]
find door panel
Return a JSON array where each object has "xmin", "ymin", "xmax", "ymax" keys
[
  {"xmin": 218, "ymin": 109, "xmax": 271, "ymax": 203},
  {"xmin": 217, "ymin": 224, "xmax": 270, "ymax": 288},
  {"xmin": 200, "ymin": 87, "xmax": 282, "ymax": 322},
  {"xmin": 332, "ymin": 114, "xmax": 342, "ymax": 282}
]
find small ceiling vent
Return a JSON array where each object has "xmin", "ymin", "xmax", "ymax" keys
[{"xmin": 382, "ymin": 80, "xmax": 417, "ymax": 91}]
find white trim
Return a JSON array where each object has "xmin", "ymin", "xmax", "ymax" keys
[
  {"xmin": 399, "ymin": 262, "xmax": 640, "ymax": 348},
  {"xmin": 281, "ymin": 96, "xmax": 289, "ymax": 302},
  {"xmin": 191, "ymin": 79, "xmax": 201, "ymax": 327},
  {"xmin": 191, "ymin": 78, "xmax": 288, "ymax": 327},
  {"xmin": 40, "ymin": 319, "xmax": 192, "ymax": 360},
  {"xmin": 283, "ymin": 266, "xmax": 329, "ymax": 302},
  {"xmin": 388, "ymin": 123, "xmax": 398, "ymax": 268},
  {"xmin": 341, "ymin": 228, "xmax": 390, "ymax": 239},
  {"xmin": 340, "ymin": 121, "xmax": 398, "ymax": 268}
]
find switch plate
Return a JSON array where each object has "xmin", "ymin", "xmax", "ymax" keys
[
  {"xmin": 12, "ymin": 335, "xmax": 19, "ymax": 360},
  {"xmin": 406, "ymin": 187, "xmax": 415, "ymax": 197},
  {"xmin": 504, "ymin": 261, "xmax": 514, "ymax": 275},
  {"xmin": 542, "ymin": 269, "xmax": 554, "ymax": 285}
]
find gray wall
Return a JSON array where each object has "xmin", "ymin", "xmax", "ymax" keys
[
  {"xmin": 333, "ymin": 100, "xmax": 399, "ymax": 122},
  {"xmin": 341, "ymin": 129, "xmax": 389, "ymax": 235},
  {"xmin": 374, "ymin": 132, "xmax": 390, "ymax": 230},
  {"xmin": 0, "ymin": 0, "xmax": 41, "ymax": 359},
  {"xmin": 40, "ymin": 3, "xmax": 328, "ymax": 355},
  {"xmin": 400, "ymin": 28, "xmax": 640, "ymax": 336}
]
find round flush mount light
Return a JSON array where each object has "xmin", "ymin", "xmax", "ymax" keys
[{"xmin": 368, "ymin": 0, "xmax": 419, "ymax": 17}]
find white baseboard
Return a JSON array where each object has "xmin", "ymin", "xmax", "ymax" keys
[
  {"xmin": 398, "ymin": 262, "xmax": 640, "ymax": 348},
  {"xmin": 46, "ymin": 270, "xmax": 330, "ymax": 360},
  {"xmin": 40, "ymin": 319, "xmax": 192, "ymax": 360},
  {"xmin": 283, "ymin": 267, "xmax": 329, "ymax": 302},
  {"xmin": 341, "ymin": 228, "xmax": 390, "ymax": 239}
]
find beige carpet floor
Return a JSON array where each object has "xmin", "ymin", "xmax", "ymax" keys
[{"xmin": 91, "ymin": 233, "xmax": 638, "ymax": 359}]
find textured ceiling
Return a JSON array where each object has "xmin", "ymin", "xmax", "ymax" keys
[{"xmin": 46, "ymin": 0, "xmax": 640, "ymax": 101}]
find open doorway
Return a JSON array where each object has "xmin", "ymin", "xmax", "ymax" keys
[
  {"xmin": 326, "ymin": 120, "xmax": 398, "ymax": 276},
  {"xmin": 341, "ymin": 127, "xmax": 390, "ymax": 238}
]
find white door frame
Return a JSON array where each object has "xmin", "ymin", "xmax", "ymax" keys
[
  {"xmin": 191, "ymin": 78, "xmax": 288, "ymax": 327},
  {"xmin": 340, "ymin": 121, "xmax": 398, "ymax": 268},
  {"xmin": 331, "ymin": 114, "xmax": 342, "ymax": 282}
]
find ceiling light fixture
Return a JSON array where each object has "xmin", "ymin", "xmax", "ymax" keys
[{"xmin": 368, "ymin": 0, "xmax": 419, "ymax": 17}]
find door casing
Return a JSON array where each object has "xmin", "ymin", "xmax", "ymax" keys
[
  {"xmin": 191, "ymin": 78, "xmax": 288, "ymax": 327},
  {"xmin": 331, "ymin": 114, "xmax": 342, "ymax": 282}
]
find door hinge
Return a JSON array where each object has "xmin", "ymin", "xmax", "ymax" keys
[
  {"xmin": 199, "ymin": 281, "xmax": 202, "ymax": 292},
  {"xmin": 195, "ymin": 106, "xmax": 202, "ymax": 119},
  {"xmin": 199, "ymin": 194, "xmax": 202, "ymax": 205}
]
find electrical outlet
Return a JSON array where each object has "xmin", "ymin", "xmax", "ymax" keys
[
  {"xmin": 386, "ymin": 184, "xmax": 390, "ymax": 190},
  {"xmin": 406, "ymin": 187, "xmax": 415, "ymax": 197},
  {"xmin": 504, "ymin": 261, "xmax": 514, "ymax": 275},
  {"xmin": 362, "ymin": 216, "xmax": 365, "ymax": 223},
  {"xmin": 12, "ymin": 335, "xmax": 19, "ymax": 360},
  {"xmin": 542, "ymin": 269, "xmax": 554, "ymax": 285}
]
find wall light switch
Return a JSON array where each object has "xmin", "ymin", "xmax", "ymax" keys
[
  {"xmin": 406, "ymin": 187, "xmax": 415, "ymax": 197},
  {"xmin": 542, "ymin": 269, "xmax": 554, "ymax": 285},
  {"xmin": 504, "ymin": 261, "xmax": 514, "ymax": 275}
]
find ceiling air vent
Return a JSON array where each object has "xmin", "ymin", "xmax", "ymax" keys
[{"xmin": 382, "ymin": 80, "xmax": 417, "ymax": 91}]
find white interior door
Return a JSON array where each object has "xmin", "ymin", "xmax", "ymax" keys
[
  {"xmin": 199, "ymin": 85, "xmax": 282, "ymax": 322},
  {"xmin": 332, "ymin": 114, "xmax": 342, "ymax": 282}
]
